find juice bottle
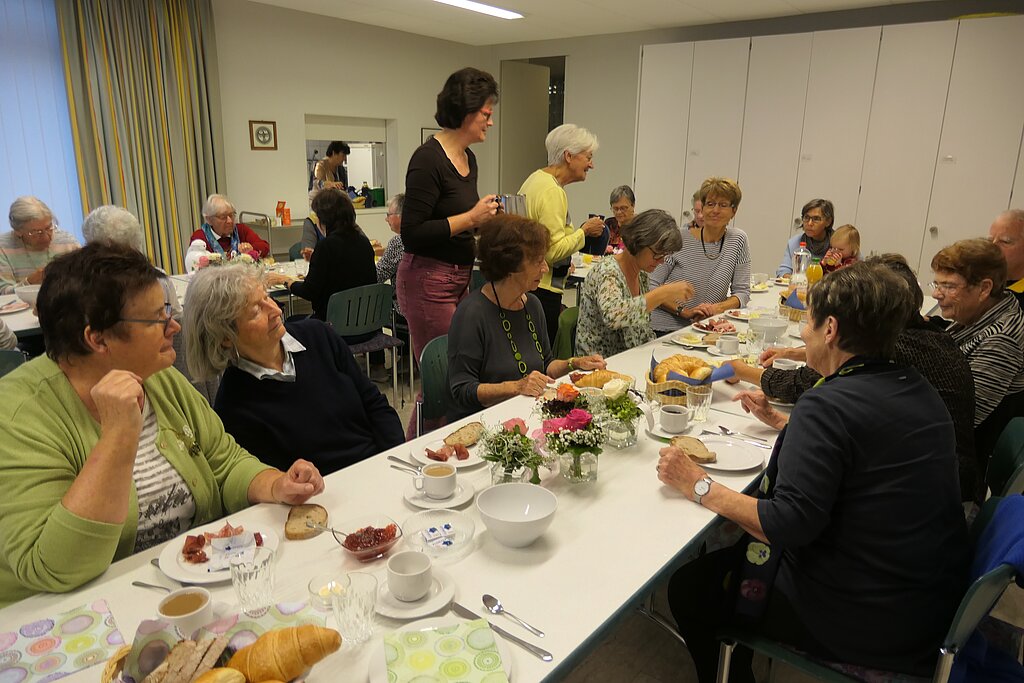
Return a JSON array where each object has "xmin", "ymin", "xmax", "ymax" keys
[{"xmin": 806, "ymin": 258, "xmax": 823, "ymax": 286}]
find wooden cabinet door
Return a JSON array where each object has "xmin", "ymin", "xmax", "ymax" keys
[
  {"xmin": 680, "ymin": 37, "xmax": 750, "ymax": 218},
  {"xmin": 634, "ymin": 42, "xmax": 693, "ymax": 224},
  {"xmin": 793, "ymin": 26, "xmax": 881, "ymax": 228},
  {"xmin": 856, "ymin": 21, "xmax": 957, "ymax": 268},
  {"xmin": 735, "ymin": 32, "xmax": 813, "ymax": 274},
  {"xmin": 920, "ymin": 16, "xmax": 1024, "ymax": 271}
]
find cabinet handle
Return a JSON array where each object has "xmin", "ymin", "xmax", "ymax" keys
[{"xmin": 929, "ymin": 226, "xmax": 938, "ymax": 235}]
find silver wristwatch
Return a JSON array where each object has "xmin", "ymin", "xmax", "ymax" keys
[{"xmin": 693, "ymin": 476, "xmax": 713, "ymax": 505}]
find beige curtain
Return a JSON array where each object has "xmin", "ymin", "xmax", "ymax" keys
[{"xmin": 56, "ymin": 0, "xmax": 224, "ymax": 273}]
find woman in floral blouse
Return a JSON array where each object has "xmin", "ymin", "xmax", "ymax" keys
[{"xmin": 575, "ymin": 209, "xmax": 693, "ymax": 358}]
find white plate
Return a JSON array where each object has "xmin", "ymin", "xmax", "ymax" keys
[
  {"xmin": 698, "ymin": 436, "xmax": 765, "ymax": 472},
  {"xmin": 0, "ymin": 300, "xmax": 30, "ymax": 314},
  {"xmin": 749, "ymin": 287, "xmax": 770, "ymax": 294},
  {"xmin": 687, "ymin": 321, "xmax": 738, "ymax": 336},
  {"xmin": 707, "ymin": 345, "xmax": 742, "ymax": 358},
  {"xmin": 667, "ymin": 331, "xmax": 713, "ymax": 349},
  {"xmin": 367, "ymin": 616, "xmax": 513, "ymax": 683},
  {"xmin": 403, "ymin": 482, "xmax": 475, "ymax": 510},
  {"xmin": 412, "ymin": 439, "xmax": 485, "ymax": 469},
  {"xmin": 724, "ymin": 309, "xmax": 765, "ymax": 322},
  {"xmin": 157, "ymin": 526, "xmax": 280, "ymax": 585},
  {"xmin": 773, "ymin": 277, "xmax": 791, "ymax": 286},
  {"xmin": 375, "ymin": 568, "xmax": 456, "ymax": 620},
  {"xmin": 645, "ymin": 424, "xmax": 696, "ymax": 441}
]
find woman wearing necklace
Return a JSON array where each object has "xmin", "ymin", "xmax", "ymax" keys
[
  {"xmin": 447, "ymin": 215, "xmax": 605, "ymax": 422},
  {"xmin": 649, "ymin": 177, "xmax": 751, "ymax": 335},
  {"xmin": 776, "ymin": 198, "xmax": 835, "ymax": 277},
  {"xmin": 0, "ymin": 196, "xmax": 80, "ymax": 294},
  {"xmin": 189, "ymin": 194, "xmax": 270, "ymax": 259}
]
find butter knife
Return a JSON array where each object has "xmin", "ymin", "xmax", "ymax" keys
[{"xmin": 451, "ymin": 602, "xmax": 553, "ymax": 662}]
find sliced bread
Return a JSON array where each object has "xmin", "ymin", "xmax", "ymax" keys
[
  {"xmin": 285, "ymin": 504, "xmax": 328, "ymax": 540},
  {"xmin": 444, "ymin": 421, "xmax": 484, "ymax": 448},
  {"xmin": 670, "ymin": 435, "xmax": 717, "ymax": 464}
]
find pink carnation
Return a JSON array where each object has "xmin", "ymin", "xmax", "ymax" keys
[{"xmin": 503, "ymin": 418, "xmax": 528, "ymax": 435}]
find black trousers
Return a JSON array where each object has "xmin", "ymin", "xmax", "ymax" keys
[
  {"xmin": 532, "ymin": 286, "xmax": 563, "ymax": 346},
  {"xmin": 667, "ymin": 547, "xmax": 833, "ymax": 683}
]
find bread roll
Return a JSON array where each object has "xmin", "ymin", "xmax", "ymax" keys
[
  {"xmin": 670, "ymin": 435, "xmax": 717, "ymax": 464},
  {"xmin": 444, "ymin": 421, "xmax": 484, "ymax": 447},
  {"xmin": 285, "ymin": 504, "xmax": 328, "ymax": 540},
  {"xmin": 227, "ymin": 625, "xmax": 340, "ymax": 683},
  {"xmin": 653, "ymin": 354, "xmax": 710, "ymax": 383},
  {"xmin": 574, "ymin": 370, "xmax": 633, "ymax": 388},
  {"xmin": 193, "ymin": 668, "xmax": 245, "ymax": 683}
]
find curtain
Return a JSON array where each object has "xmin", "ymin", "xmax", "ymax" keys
[{"xmin": 56, "ymin": 0, "xmax": 224, "ymax": 273}]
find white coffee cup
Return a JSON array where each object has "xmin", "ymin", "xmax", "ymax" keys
[
  {"xmin": 772, "ymin": 358, "xmax": 800, "ymax": 371},
  {"xmin": 157, "ymin": 587, "xmax": 213, "ymax": 638},
  {"xmin": 415, "ymin": 463, "xmax": 457, "ymax": 499},
  {"xmin": 387, "ymin": 551, "xmax": 433, "ymax": 602},
  {"xmin": 660, "ymin": 404, "xmax": 691, "ymax": 433},
  {"xmin": 717, "ymin": 337, "xmax": 740, "ymax": 354}
]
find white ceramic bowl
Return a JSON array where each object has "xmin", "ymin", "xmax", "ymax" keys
[
  {"xmin": 476, "ymin": 483, "xmax": 557, "ymax": 548},
  {"xmin": 14, "ymin": 284, "xmax": 41, "ymax": 308}
]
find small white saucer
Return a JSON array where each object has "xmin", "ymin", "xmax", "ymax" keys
[
  {"xmin": 375, "ymin": 568, "xmax": 456, "ymax": 620},
  {"xmin": 645, "ymin": 424, "xmax": 695, "ymax": 441},
  {"xmin": 707, "ymin": 345, "xmax": 742, "ymax": 358},
  {"xmin": 403, "ymin": 482, "xmax": 475, "ymax": 510}
]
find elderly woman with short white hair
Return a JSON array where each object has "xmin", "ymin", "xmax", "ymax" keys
[
  {"xmin": 82, "ymin": 205, "xmax": 182, "ymax": 317},
  {"xmin": 189, "ymin": 194, "xmax": 270, "ymax": 259},
  {"xmin": 518, "ymin": 123, "xmax": 608, "ymax": 342},
  {"xmin": 183, "ymin": 263, "xmax": 404, "ymax": 475},
  {"xmin": 0, "ymin": 196, "xmax": 80, "ymax": 293}
]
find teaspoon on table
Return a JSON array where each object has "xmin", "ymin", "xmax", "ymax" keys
[
  {"xmin": 482, "ymin": 594, "xmax": 545, "ymax": 637},
  {"xmin": 132, "ymin": 580, "xmax": 171, "ymax": 593}
]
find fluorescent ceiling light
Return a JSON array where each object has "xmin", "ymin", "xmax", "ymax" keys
[{"xmin": 432, "ymin": 0, "xmax": 524, "ymax": 20}]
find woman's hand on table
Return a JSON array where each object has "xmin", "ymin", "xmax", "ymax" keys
[
  {"xmin": 238, "ymin": 242, "xmax": 254, "ymax": 254},
  {"xmin": 265, "ymin": 272, "xmax": 293, "ymax": 288},
  {"xmin": 573, "ymin": 355, "xmax": 606, "ymax": 371},
  {"xmin": 760, "ymin": 346, "xmax": 805, "ymax": 366},
  {"xmin": 91, "ymin": 369, "xmax": 145, "ymax": 436},
  {"xmin": 689, "ymin": 302, "xmax": 720, "ymax": 321},
  {"xmin": 733, "ymin": 390, "xmax": 788, "ymax": 431},
  {"xmin": 271, "ymin": 459, "xmax": 325, "ymax": 505},
  {"xmin": 516, "ymin": 371, "xmax": 553, "ymax": 398},
  {"xmin": 657, "ymin": 446, "xmax": 706, "ymax": 500}
]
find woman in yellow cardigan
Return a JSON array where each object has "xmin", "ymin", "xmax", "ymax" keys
[
  {"xmin": 519, "ymin": 123, "xmax": 606, "ymax": 342},
  {"xmin": 0, "ymin": 243, "xmax": 324, "ymax": 607}
]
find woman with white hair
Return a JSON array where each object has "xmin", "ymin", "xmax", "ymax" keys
[
  {"xmin": 0, "ymin": 196, "xmax": 80, "ymax": 294},
  {"xmin": 82, "ymin": 205, "xmax": 181, "ymax": 317},
  {"xmin": 189, "ymin": 194, "xmax": 270, "ymax": 259},
  {"xmin": 184, "ymin": 262, "xmax": 404, "ymax": 475},
  {"xmin": 518, "ymin": 123, "xmax": 607, "ymax": 342}
]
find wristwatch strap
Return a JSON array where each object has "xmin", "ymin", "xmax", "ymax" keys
[{"xmin": 695, "ymin": 476, "xmax": 713, "ymax": 506}]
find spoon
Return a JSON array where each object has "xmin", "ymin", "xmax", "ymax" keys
[
  {"xmin": 132, "ymin": 580, "xmax": 171, "ymax": 593},
  {"xmin": 387, "ymin": 454, "xmax": 421, "ymax": 470},
  {"xmin": 306, "ymin": 520, "xmax": 347, "ymax": 538},
  {"xmin": 482, "ymin": 594, "xmax": 545, "ymax": 638},
  {"xmin": 389, "ymin": 464, "xmax": 420, "ymax": 476}
]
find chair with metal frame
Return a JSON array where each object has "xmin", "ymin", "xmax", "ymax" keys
[
  {"xmin": 288, "ymin": 241, "xmax": 303, "ymax": 262},
  {"xmin": 986, "ymin": 418, "xmax": 1024, "ymax": 498},
  {"xmin": 326, "ymin": 284, "xmax": 404, "ymax": 405},
  {"xmin": 0, "ymin": 348, "xmax": 28, "ymax": 378},
  {"xmin": 416, "ymin": 335, "xmax": 449, "ymax": 437}
]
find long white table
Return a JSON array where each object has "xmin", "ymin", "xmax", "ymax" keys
[{"xmin": 0, "ymin": 316, "xmax": 791, "ymax": 682}]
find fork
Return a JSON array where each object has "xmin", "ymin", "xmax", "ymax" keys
[
  {"xmin": 701, "ymin": 429, "xmax": 771, "ymax": 450},
  {"xmin": 718, "ymin": 425, "xmax": 767, "ymax": 442}
]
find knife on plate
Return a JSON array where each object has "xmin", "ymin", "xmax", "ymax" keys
[{"xmin": 451, "ymin": 602, "xmax": 553, "ymax": 662}]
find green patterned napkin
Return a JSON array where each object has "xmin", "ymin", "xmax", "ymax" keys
[{"xmin": 383, "ymin": 618, "xmax": 509, "ymax": 683}]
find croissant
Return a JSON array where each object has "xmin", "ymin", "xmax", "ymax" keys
[
  {"xmin": 226, "ymin": 625, "xmax": 340, "ymax": 683},
  {"xmin": 653, "ymin": 354, "xmax": 710, "ymax": 383},
  {"xmin": 575, "ymin": 370, "xmax": 633, "ymax": 388}
]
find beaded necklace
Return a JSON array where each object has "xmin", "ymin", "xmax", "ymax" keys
[
  {"xmin": 491, "ymin": 282, "xmax": 544, "ymax": 377},
  {"xmin": 700, "ymin": 226, "xmax": 725, "ymax": 260}
]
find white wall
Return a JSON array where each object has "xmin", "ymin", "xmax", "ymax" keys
[{"xmin": 211, "ymin": 0, "xmax": 496, "ymax": 244}]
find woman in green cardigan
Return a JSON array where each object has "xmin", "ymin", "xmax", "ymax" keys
[{"xmin": 0, "ymin": 243, "xmax": 324, "ymax": 608}]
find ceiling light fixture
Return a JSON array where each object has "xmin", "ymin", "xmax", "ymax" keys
[{"xmin": 432, "ymin": 0, "xmax": 524, "ymax": 20}]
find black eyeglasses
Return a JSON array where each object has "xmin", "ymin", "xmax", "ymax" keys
[{"xmin": 119, "ymin": 303, "xmax": 174, "ymax": 333}]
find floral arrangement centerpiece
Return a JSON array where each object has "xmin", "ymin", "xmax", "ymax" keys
[
  {"xmin": 600, "ymin": 378, "xmax": 644, "ymax": 449},
  {"xmin": 542, "ymin": 408, "xmax": 606, "ymax": 483},
  {"xmin": 196, "ymin": 250, "xmax": 259, "ymax": 269},
  {"xmin": 537, "ymin": 383, "xmax": 589, "ymax": 419},
  {"xmin": 480, "ymin": 418, "xmax": 545, "ymax": 485}
]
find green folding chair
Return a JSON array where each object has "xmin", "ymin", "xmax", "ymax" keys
[
  {"xmin": 715, "ymin": 496, "xmax": 1018, "ymax": 683},
  {"xmin": 552, "ymin": 306, "xmax": 578, "ymax": 360},
  {"xmin": 416, "ymin": 335, "xmax": 449, "ymax": 437},
  {"xmin": 326, "ymin": 284, "xmax": 404, "ymax": 404},
  {"xmin": 288, "ymin": 241, "xmax": 303, "ymax": 261},
  {"xmin": 985, "ymin": 418, "xmax": 1024, "ymax": 497},
  {"xmin": 0, "ymin": 348, "xmax": 27, "ymax": 378},
  {"xmin": 470, "ymin": 269, "xmax": 487, "ymax": 292}
]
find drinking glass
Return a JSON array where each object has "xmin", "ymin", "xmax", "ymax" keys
[
  {"xmin": 685, "ymin": 385, "xmax": 713, "ymax": 423},
  {"xmin": 308, "ymin": 573, "xmax": 350, "ymax": 632},
  {"xmin": 338, "ymin": 572, "xmax": 377, "ymax": 645},
  {"xmin": 230, "ymin": 547, "xmax": 276, "ymax": 617},
  {"xmin": 292, "ymin": 258, "xmax": 309, "ymax": 277}
]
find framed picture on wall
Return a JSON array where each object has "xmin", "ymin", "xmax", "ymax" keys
[
  {"xmin": 421, "ymin": 127, "xmax": 441, "ymax": 145},
  {"xmin": 249, "ymin": 120, "xmax": 278, "ymax": 150}
]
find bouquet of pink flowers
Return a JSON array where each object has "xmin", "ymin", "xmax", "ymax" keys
[
  {"xmin": 195, "ymin": 250, "xmax": 260, "ymax": 270},
  {"xmin": 543, "ymin": 408, "xmax": 605, "ymax": 455},
  {"xmin": 480, "ymin": 418, "xmax": 544, "ymax": 484}
]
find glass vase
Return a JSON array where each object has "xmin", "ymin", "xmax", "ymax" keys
[
  {"xmin": 605, "ymin": 416, "xmax": 639, "ymax": 449},
  {"xmin": 490, "ymin": 463, "xmax": 531, "ymax": 486},
  {"xmin": 560, "ymin": 451, "xmax": 598, "ymax": 483}
]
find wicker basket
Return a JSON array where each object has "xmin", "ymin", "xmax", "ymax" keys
[
  {"xmin": 645, "ymin": 375, "xmax": 693, "ymax": 406},
  {"xmin": 101, "ymin": 645, "xmax": 132, "ymax": 683},
  {"xmin": 778, "ymin": 303, "xmax": 807, "ymax": 323}
]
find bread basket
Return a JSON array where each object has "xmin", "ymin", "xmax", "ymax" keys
[
  {"xmin": 778, "ymin": 303, "xmax": 807, "ymax": 323},
  {"xmin": 645, "ymin": 374, "xmax": 691, "ymax": 406},
  {"xmin": 100, "ymin": 644, "xmax": 132, "ymax": 683}
]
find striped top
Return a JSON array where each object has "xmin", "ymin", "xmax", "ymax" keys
[
  {"xmin": 0, "ymin": 229, "xmax": 81, "ymax": 294},
  {"xmin": 133, "ymin": 399, "xmax": 196, "ymax": 552},
  {"xmin": 649, "ymin": 226, "xmax": 751, "ymax": 332},
  {"xmin": 947, "ymin": 295, "xmax": 1024, "ymax": 425}
]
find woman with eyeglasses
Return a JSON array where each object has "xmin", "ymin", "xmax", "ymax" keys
[
  {"xmin": 189, "ymin": 194, "xmax": 270, "ymax": 259},
  {"xmin": 0, "ymin": 243, "xmax": 324, "ymax": 608},
  {"xmin": 576, "ymin": 209, "xmax": 692, "ymax": 358},
  {"xmin": 0, "ymin": 196, "xmax": 80, "ymax": 294},
  {"xmin": 648, "ymin": 177, "xmax": 752, "ymax": 334},
  {"xmin": 931, "ymin": 238, "xmax": 1024, "ymax": 458},
  {"xmin": 776, "ymin": 198, "xmax": 835, "ymax": 277}
]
